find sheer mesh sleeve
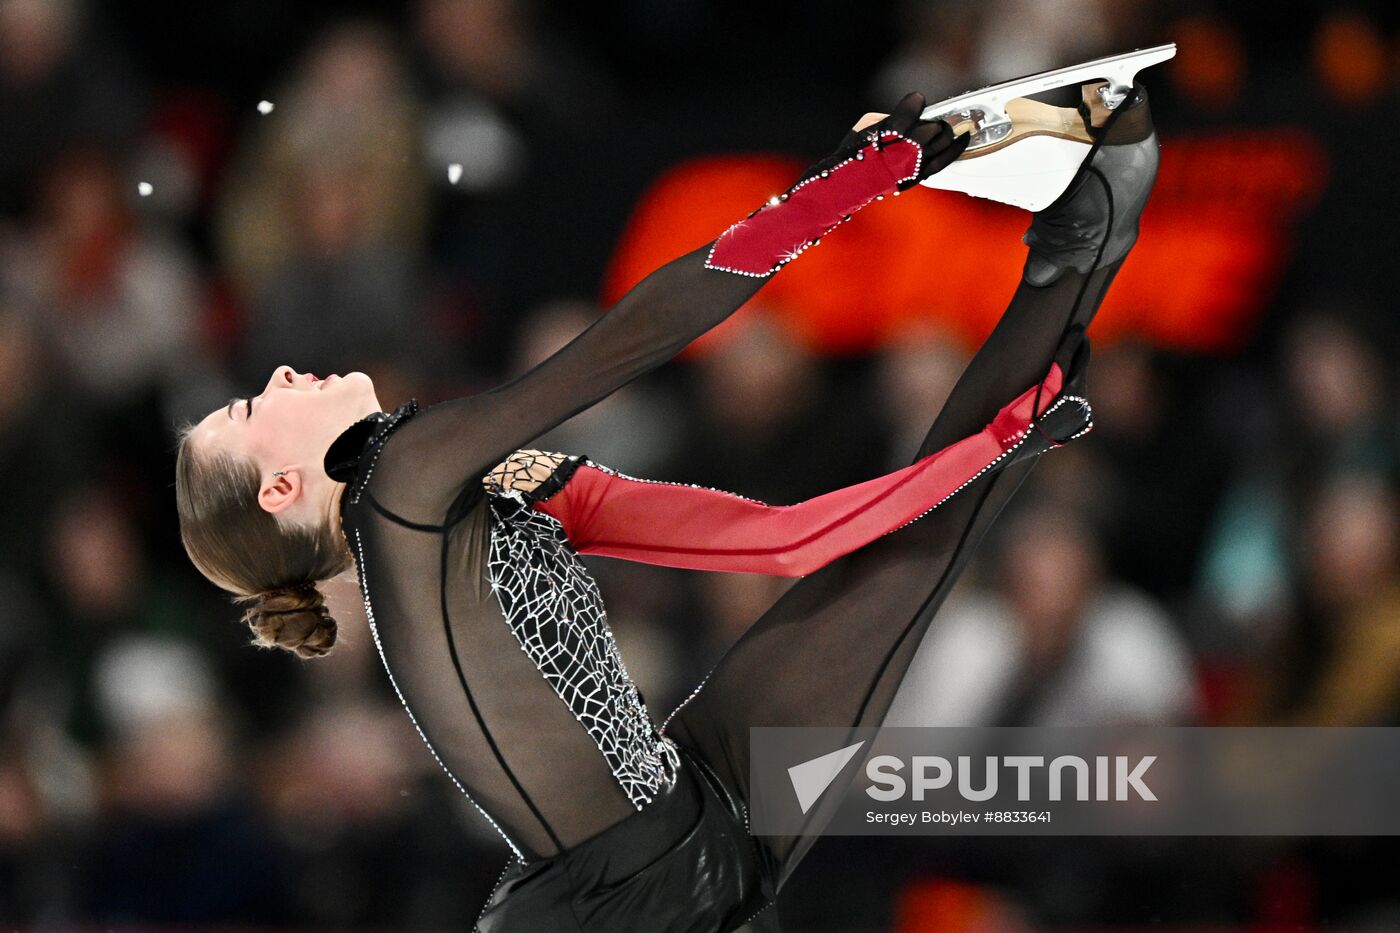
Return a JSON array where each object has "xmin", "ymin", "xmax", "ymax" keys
[
  {"xmin": 529, "ymin": 364, "xmax": 1066, "ymax": 577},
  {"xmin": 359, "ymin": 114, "xmax": 969, "ymax": 528},
  {"xmin": 366, "ymin": 245, "xmax": 766, "ymax": 525}
]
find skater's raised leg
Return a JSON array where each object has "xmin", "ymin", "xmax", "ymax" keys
[{"xmin": 664, "ymin": 84, "xmax": 1161, "ymax": 892}]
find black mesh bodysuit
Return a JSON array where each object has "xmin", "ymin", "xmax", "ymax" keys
[{"xmin": 321, "ymin": 89, "xmax": 1158, "ymax": 932}]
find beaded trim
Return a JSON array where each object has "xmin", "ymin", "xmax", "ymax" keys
[
  {"xmin": 348, "ymin": 526, "xmax": 525, "ymax": 861},
  {"xmin": 704, "ymin": 131, "xmax": 923, "ymax": 277},
  {"xmin": 737, "ymin": 776, "xmax": 777, "ymax": 925},
  {"xmin": 339, "ymin": 400, "xmax": 421, "ymax": 506},
  {"xmin": 661, "ymin": 392, "xmax": 1093, "ymax": 734},
  {"xmin": 729, "ymin": 803, "xmax": 774, "ymax": 928},
  {"xmin": 887, "ymin": 394, "xmax": 1092, "ymax": 538},
  {"xmin": 584, "ymin": 458, "xmax": 767, "ymax": 504},
  {"xmin": 474, "ymin": 857, "xmax": 521, "ymax": 931},
  {"xmin": 522, "ymin": 455, "xmax": 588, "ymax": 505},
  {"xmin": 708, "ymin": 396, "xmax": 1095, "ymax": 920}
]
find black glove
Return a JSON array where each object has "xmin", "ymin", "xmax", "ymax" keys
[{"xmin": 801, "ymin": 91, "xmax": 970, "ymax": 189}]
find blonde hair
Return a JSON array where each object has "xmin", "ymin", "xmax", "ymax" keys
[{"xmin": 174, "ymin": 423, "xmax": 351, "ymax": 658}]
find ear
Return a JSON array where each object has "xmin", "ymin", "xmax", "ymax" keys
[{"xmin": 258, "ymin": 469, "xmax": 302, "ymax": 515}]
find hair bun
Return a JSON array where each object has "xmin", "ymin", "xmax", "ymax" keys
[
  {"xmin": 260, "ymin": 581, "xmax": 323, "ymax": 613},
  {"xmin": 243, "ymin": 582, "xmax": 338, "ymax": 659}
]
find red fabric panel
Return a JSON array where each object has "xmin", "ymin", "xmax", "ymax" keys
[
  {"xmin": 602, "ymin": 131, "xmax": 1328, "ymax": 355},
  {"xmin": 532, "ymin": 364, "xmax": 1063, "ymax": 576},
  {"xmin": 706, "ymin": 134, "xmax": 921, "ymax": 276}
]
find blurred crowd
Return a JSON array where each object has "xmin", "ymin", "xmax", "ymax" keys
[{"xmin": 1, "ymin": 0, "xmax": 1399, "ymax": 929}]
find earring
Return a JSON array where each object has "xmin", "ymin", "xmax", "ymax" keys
[{"xmin": 273, "ymin": 471, "xmax": 287, "ymax": 477}]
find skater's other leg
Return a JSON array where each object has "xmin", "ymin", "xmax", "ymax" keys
[
  {"xmin": 667, "ymin": 87, "xmax": 1159, "ymax": 887},
  {"xmin": 664, "ymin": 265, "xmax": 1121, "ymax": 886}
]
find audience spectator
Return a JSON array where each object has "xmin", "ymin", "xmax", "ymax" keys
[
  {"xmin": 84, "ymin": 637, "xmax": 287, "ymax": 924},
  {"xmin": 1, "ymin": 150, "xmax": 201, "ymax": 409},
  {"xmin": 888, "ymin": 503, "xmax": 1199, "ymax": 727},
  {"xmin": 1265, "ymin": 475, "xmax": 1400, "ymax": 726},
  {"xmin": 1, "ymin": 2, "xmax": 1398, "ymax": 927},
  {"xmin": 215, "ymin": 21, "xmax": 432, "ymax": 383},
  {"xmin": 0, "ymin": 0, "xmax": 145, "ymax": 214}
]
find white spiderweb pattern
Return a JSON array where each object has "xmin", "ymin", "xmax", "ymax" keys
[{"xmin": 485, "ymin": 494, "xmax": 679, "ymax": 808}]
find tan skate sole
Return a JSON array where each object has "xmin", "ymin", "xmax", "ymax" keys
[{"xmin": 857, "ymin": 82, "xmax": 1117, "ymax": 161}]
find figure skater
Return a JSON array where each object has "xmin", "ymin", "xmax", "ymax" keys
[{"xmin": 176, "ymin": 64, "xmax": 1162, "ymax": 932}]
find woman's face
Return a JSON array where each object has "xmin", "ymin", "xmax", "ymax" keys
[{"xmin": 191, "ymin": 365, "xmax": 381, "ymax": 518}]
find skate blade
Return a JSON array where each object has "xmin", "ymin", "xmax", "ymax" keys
[
  {"xmin": 917, "ymin": 43, "xmax": 1173, "ymax": 210},
  {"xmin": 920, "ymin": 43, "xmax": 1176, "ymax": 153}
]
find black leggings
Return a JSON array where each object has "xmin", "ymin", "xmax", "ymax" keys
[{"xmin": 664, "ymin": 260, "xmax": 1123, "ymax": 913}]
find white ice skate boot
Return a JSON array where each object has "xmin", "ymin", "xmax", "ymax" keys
[{"xmin": 918, "ymin": 44, "xmax": 1175, "ymax": 211}]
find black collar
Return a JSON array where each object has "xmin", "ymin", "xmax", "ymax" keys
[{"xmin": 324, "ymin": 399, "xmax": 420, "ymax": 510}]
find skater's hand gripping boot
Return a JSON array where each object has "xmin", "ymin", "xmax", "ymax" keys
[
  {"xmin": 1021, "ymin": 83, "xmax": 1160, "ymax": 286},
  {"xmin": 705, "ymin": 92, "xmax": 969, "ymax": 277}
]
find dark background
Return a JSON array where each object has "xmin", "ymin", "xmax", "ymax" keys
[{"xmin": 2, "ymin": 0, "xmax": 1400, "ymax": 929}]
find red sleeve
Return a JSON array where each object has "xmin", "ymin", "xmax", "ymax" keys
[{"xmin": 530, "ymin": 364, "xmax": 1065, "ymax": 577}]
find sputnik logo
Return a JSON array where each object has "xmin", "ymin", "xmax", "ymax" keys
[{"xmin": 788, "ymin": 741, "xmax": 865, "ymax": 814}]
